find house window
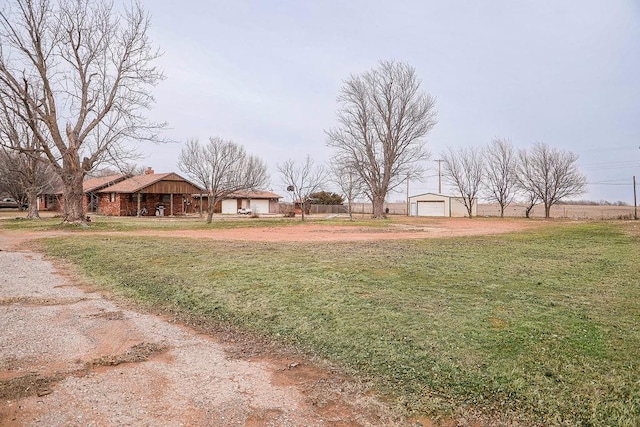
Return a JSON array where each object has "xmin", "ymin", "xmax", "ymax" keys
[
  {"xmin": 110, "ymin": 193, "xmax": 116, "ymax": 202},
  {"xmin": 161, "ymin": 194, "xmax": 171, "ymax": 203}
]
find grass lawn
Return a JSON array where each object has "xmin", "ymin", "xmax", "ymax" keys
[
  {"xmin": 0, "ymin": 213, "xmax": 389, "ymax": 232},
  {"xmin": 25, "ymin": 220, "xmax": 640, "ymax": 425}
]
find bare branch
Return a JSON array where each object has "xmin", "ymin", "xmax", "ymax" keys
[
  {"xmin": 178, "ymin": 137, "xmax": 269, "ymax": 224},
  {"xmin": 516, "ymin": 142, "xmax": 587, "ymax": 218},
  {"xmin": 483, "ymin": 138, "xmax": 517, "ymax": 217},
  {"xmin": 329, "ymin": 157, "xmax": 363, "ymax": 220},
  {"xmin": 277, "ymin": 156, "xmax": 326, "ymax": 221},
  {"xmin": 326, "ymin": 60, "xmax": 437, "ymax": 218},
  {"xmin": 442, "ymin": 146, "xmax": 484, "ymax": 218},
  {"xmin": 0, "ymin": 0, "xmax": 165, "ymax": 223}
]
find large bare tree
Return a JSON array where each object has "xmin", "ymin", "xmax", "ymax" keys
[
  {"xmin": 178, "ymin": 137, "xmax": 269, "ymax": 224},
  {"xmin": 0, "ymin": 0, "xmax": 164, "ymax": 223},
  {"xmin": 442, "ymin": 146, "xmax": 484, "ymax": 218},
  {"xmin": 484, "ymin": 138, "xmax": 517, "ymax": 217},
  {"xmin": 326, "ymin": 60, "xmax": 437, "ymax": 218},
  {"xmin": 278, "ymin": 156, "xmax": 326, "ymax": 221},
  {"xmin": 517, "ymin": 142, "xmax": 587, "ymax": 219}
]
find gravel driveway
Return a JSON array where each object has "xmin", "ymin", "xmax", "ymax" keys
[{"xmin": 0, "ymin": 236, "xmax": 398, "ymax": 426}]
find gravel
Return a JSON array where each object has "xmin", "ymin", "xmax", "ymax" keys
[{"xmin": 0, "ymin": 239, "xmax": 399, "ymax": 426}]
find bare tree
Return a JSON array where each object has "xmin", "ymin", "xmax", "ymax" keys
[
  {"xmin": 0, "ymin": 0, "xmax": 164, "ymax": 224},
  {"xmin": 522, "ymin": 191, "xmax": 539, "ymax": 219},
  {"xmin": 330, "ymin": 159, "xmax": 363, "ymax": 220},
  {"xmin": 484, "ymin": 138, "xmax": 517, "ymax": 217},
  {"xmin": 0, "ymin": 94, "xmax": 59, "ymax": 218},
  {"xmin": 178, "ymin": 137, "xmax": 268, "ymax": 224},
  {"xmin": 326, "ymin": 60, "xmax": 437, "ymax": 219},
  {"xmin": 89, "ymin": 163, "xmax": 145, "ymax": 178},
  {"xmin": 0, "ymin": 149, "xmax": 57, "ymax": 218},
  {"xmin": 442, "ymin": 146, "xmax": 484, "ymax": 218},
  {"xmin": 517, "ymin": 142, "xmax": 587, "ymax": 219},
  {"xmin": 278, "ymin": 156, "xmax": 326, "ymax": 221}
]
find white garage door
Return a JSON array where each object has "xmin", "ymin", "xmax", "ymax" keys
[
  {"xmin": 250, "ymin": 199, "xmax": 269, "ymax": 214},
  {"xmin": 221, "ymin": 199, "xmax": 237, "ymax": 214},
  {"xmin": 417, "ymin": 201, "xmax": 445, "ymax": 217}
]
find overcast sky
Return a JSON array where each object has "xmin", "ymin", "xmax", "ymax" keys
[{"xmin": 141, "ymin": 0, "xmax": 640, "ymax": 203}]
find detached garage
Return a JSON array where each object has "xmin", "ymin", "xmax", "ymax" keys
[{"xmin": 408, "ymin": 193, "xmax": 477, "ymax": 217}]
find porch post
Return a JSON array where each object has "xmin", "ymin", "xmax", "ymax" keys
[
  {"xmin": 170, "ymin": 193, "xmax": 174, "ymax": 216},
  {"xmin": 137, "ymin": 192, "xmax": 141, "ymax": 217}
]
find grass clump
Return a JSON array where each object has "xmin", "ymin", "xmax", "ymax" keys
[{"xmin": 37, "ymin": 222, "xmax": 640, "ymax": 425}]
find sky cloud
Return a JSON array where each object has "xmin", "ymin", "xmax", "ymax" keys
[{"xmin": 142, "ymin": 0, "xmax": 640, "ymax": 203}]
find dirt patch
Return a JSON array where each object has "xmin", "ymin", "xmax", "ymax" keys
[
  {"xmin": 118, "ymin": 218, "xmax": 542, "ymax": 242},
  {"xmin": 85, "ymin": 342, "xmax": 169, "ymax": 369},
  {"xmin": 86, "ymin": 309, "xmax": 126, "ymax": 320},
  {"xmin": 0, "ymin": 372, "xmax": 65, "ymax": 401},
  {"xmin": 0, "ymin": 218, "xmax": 544, "ymax": 251},
  {"xmin": 0, "ymin": 342, "xmax": 167, "ymax": 403},
  {"xmin": 0, "ymin": 296, "xmax": 87, "ymax": 306},
  {"xmin": 0, "ymin": 247, "xmax": 404, "ymax": 426}
]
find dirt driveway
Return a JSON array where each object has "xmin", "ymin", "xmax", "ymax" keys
[
  {"xmin": 98, "ymin": 217, "xmax": 541, "ymax": 242},
  {"xmin": 0, "ymin": 218, "xmax": 539, "ymax": 426}
]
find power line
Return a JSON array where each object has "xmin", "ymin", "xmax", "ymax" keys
[
  {"xmin": 582, "ymin": 160, "xmax": 640, "ymax": 171},
  {"xmin": 588, "ymin": 182, "xmax": 632, "ymax": 186}
]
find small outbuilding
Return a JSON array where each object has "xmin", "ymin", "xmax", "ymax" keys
[{"xmin": 408, "ymin": 193, "xmax": 477, "ymax": 217}]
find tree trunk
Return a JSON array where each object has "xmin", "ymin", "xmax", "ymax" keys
[
  {"xmin": 300, "ymin": 202, "xmax": 306, "ymax": 221},
  {"xmin": 525, "ymin": 204, "xmax": 533, "ymax": 218},
  {"xmin": 499, "ymin": 203, "xmax": 505, "ymax": 218},
  {"xmin": 206, "ymin": 193, "xmax": 218, "ymax": 224},
  {"xmin": 371, "ymin": 194, "xmax": 386, "ymax": 219},
  {"xmin": 60, "ymin": 154, "xmax": 86, "ymax": 223},
  {"xmin": 545, "ymin": 204, "xmax": 551, "ymax": 219},
  {"xmin": 26, "ymin": 190, "xmax": 40, "ymax": 219},
  {"xmin": 62, "ymin": 175, "xmax": 85, "ymax": 223}
]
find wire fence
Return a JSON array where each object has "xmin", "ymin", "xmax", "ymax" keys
[{"xmin": 281, "ymin": 202, "xmax": 636, "ymax": 220}]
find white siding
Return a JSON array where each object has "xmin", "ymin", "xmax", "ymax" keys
[
  {"xmin": 417, "ymin": 201, "xmax": 446, "ymax": 216},
  {"xmin": 250, "ymin": 199, "xmax": 269, "ymax": 214},
  {"xmin": 450, "ymin": 198, "xmax": 477, "ymax": 217},
  {"xmin": 410, "ymin": 202, "xmax": 418, "ymax": 216},
  {"xmin": 221, "ymin": 199, "xmax": 237, "ymax": 214}
]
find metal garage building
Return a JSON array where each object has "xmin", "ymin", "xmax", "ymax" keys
[{"xmin": 408, "ymin": 193, "xmax": 477, "ymax": 217}]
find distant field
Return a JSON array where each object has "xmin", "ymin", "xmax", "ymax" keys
[
  {"xmin": 323, "ymin": 202, "xmax": 637, "ymax": 219},
  {"xmin": 477, "ymin": 203, "xmax": 636, "ymax": 219},
  {"xmin": 22, "ymin": 219, "xmax": 640, "ymax": 425}
]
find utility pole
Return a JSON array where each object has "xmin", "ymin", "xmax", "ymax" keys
[
  {"xmin": 406, "ymin": 173, "xmax": 410, "ymax": 216},
  {"xmin": 634, "ymin": 176, "xmax": 638, "ymax": 220},
  {"xmin": 435, "ymin": 159, "xmax": 443, "ymax": 194}
]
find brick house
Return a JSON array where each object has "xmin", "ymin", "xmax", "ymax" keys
[
  {"xmin": 85, "ymin": 174, "xmax": 128, "ymax": 213},
  {"xmin": 38, "ymin": 173, "xmax": 126, "ymax": 212},
  {"xmin": 39, "ymin": 169, "xmax": 279, "ymax": 216},
  {"xmin": 96, "ymin": 170, "xmax": 203, "ymax": 216}
]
